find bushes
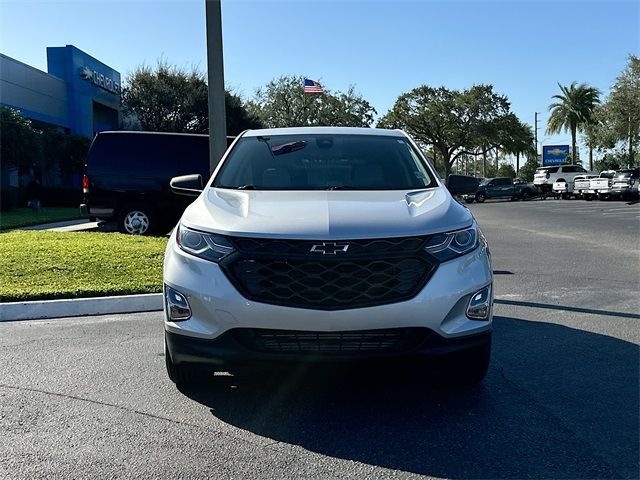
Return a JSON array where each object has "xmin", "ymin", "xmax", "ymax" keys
[{"xmin": 0, "ymin": 106, "xmax": 90, "ymax": 209}]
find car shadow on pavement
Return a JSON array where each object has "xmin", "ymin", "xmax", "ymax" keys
[{"xmin": 182, "ymin": 317, "xmax": 639, "ymax": 479}]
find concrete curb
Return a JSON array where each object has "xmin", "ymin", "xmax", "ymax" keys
[{"xmin": 0, "ymin": 293, "xmax": 163, "ymax": 322}]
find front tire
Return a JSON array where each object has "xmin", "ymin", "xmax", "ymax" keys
[
  {"xmin": 475, "ymin": 192, "xmax": 486, "ymax": 203},
  {"xmin": 521, "ymin": 189, "xmax": 532, "ymax": 201}
]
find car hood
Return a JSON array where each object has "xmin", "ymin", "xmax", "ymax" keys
[{"xmin": 179, "ymin": 187, "xmax": 473, "ymax": 240}]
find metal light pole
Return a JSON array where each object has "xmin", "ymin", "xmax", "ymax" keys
[
  {"xmin": 205, "ymin": 0, "xmax": 227, "ymax": 175},
  {"xmin": 534, "ymin": 111, "xmax": 539, "ymax": 164}
]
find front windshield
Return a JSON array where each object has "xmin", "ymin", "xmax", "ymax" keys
[
  {"xmin": 615, "ymin": 171, "xmax": 634, "ymax": 179},
  {"xmin": 479, "ymin": 178, "xmax": 491, "ymax": 186},
  {"xmin": 213, "ymin": 134, "xmax": 437, "ymax": 190}
]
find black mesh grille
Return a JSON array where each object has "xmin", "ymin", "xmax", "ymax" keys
[
  {"xmin": 221, "ymin": 236, "xmax": 437, "ymax": 310},
  {"xmin": 233, "ymin": 328, "xmax": 423, "ymax": 354}
]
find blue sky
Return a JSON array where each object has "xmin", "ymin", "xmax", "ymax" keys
[{"xmin": 1, "ymin": 0, "xmax": 638, "ymax": 156}]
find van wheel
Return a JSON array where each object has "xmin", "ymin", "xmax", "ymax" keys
[
  {"xmin": 117, "ymin": 204, "xmax": 156, "ymax": 235},
  {"xmin": 475, "ymin": 192, "xmax": 486, "ymax": 203}
]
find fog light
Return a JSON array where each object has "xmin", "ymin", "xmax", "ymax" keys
[
  {"xmin": 466, "ymin": 285, "xmax": 492, "ymax": 320},
  {"xmin": 165, "ymin": 285, "xmax": 191, "ymax": 321}
]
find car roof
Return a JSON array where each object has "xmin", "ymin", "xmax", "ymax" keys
[
  {"xmin": 96, "ymin": 130, "xmax": 236, "ymax": 140},
  {"xmin": 242, "ymin": 126, "xmax": 406, "ymax": 138}
]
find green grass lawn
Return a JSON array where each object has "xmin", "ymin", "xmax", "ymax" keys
[
  {"xmin": 0, "ymin": 230, "xmax": 167, "ymax": 302},
  {"xmin": 0, "ymin": 207, "xmax": 83, "ymax": 231}
]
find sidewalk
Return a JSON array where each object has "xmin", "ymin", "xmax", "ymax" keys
[{"xmin": 21, "ymin": 218, "xmax": 99, "ymax": 232}]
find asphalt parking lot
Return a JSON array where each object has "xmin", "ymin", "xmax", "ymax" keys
[{"xmin": 1, "ymin": 199, "xmax": 638, "ymax": 479}]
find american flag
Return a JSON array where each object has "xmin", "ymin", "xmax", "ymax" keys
[{"xmin": 304, "ymin": 78, "xmax": 324, "ymax": 94}]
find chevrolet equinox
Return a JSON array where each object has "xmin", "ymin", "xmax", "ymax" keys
[{"xmin": 163, "ymin": 127, "xmax": 493, "ymax": 386}]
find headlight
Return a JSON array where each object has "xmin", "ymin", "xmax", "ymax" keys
[
  {"xmin": 424, "ymin": 223, "xmax": 479, "ymax": 262},
  {"xmin": 176, "ymin": 225, "xmax": 234, "ymax": 262}
]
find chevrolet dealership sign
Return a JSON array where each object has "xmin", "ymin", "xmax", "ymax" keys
[{"xmin": 79, "ymin": 66, "xmax": 120, "ymax": 95}]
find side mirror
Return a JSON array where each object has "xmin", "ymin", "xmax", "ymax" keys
[
  {"xmin": 446, "ymin": 174, "xmax": 479, "ymax": 195},
  {"xmin": 170, "ymin": 174, "xmax": 203, "ymax": 197}
]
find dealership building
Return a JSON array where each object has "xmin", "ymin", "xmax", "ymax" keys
[{"xmin": 0, "ymin": 45, "xmax": 121, "ymax": 138}]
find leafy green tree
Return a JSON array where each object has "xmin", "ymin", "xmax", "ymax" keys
[
  {"xmin": 497, "ymin": 163, "xmax": 517, "ymax": 178},
  {"xmin": 0, "ymin": 106, "xmax": 42, "ymax": 168},
  {"xmin": 41, "ymin": 129, "xmax": 90, "ymax": 186},
  {"xmin": 546, "ymin": 82, "xmax": 600, "ymax": 165},
  {"xmin": 248, "ymin": 76, "xmax": 376, "ymax": 128},
  {"xmin": 122, "ymin": 61, "xmax": 261, "ymax": 135},
  {"xmin": 518, "ymin": 155, "xmax": 540, "ymax": 182},
  {"xmin": 594, "ymin": 154, "xmax": 622, "ymax": 172},
  {"xmin": 378, "ymin": 84, "xmax": 526, "ymax": 177},
  {"xmin": 603, "ymin": 55, "xmax": 640, "ymax": 164}
]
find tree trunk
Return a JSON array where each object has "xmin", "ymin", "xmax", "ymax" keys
[
  {"xmin": 571, "ymin": 125, "xmax": 577, "ymax": 165},
  {"xmin": 516, "ymin": 152, "xmax": 520, "ymax": 175},
  {"xmin": 482, "ymin": 150, "xmax": 487, "ymax": 177},
  {"xmin": 589, "ymin": 144, "xmax": 593, "ymax": 171},
  {"xmin": 442, "ymin": 150, "xmax": 452, "ymax": 179}
]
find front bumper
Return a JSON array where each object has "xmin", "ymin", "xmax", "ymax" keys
[
  {"xmin": 163, "ymin": 232, "xmax": 493, "ymax": 364},
  {"xmin": 165, "ymin": 328, "xmax": 492, "ymax": 366},
  {"xmin": 611, "ymin": 185, "xmax": 634, "ymax": 194}
]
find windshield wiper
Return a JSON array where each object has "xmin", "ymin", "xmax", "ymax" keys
[
  {"xmin": 237, "ymin": 184, "xmax": 257, "ymax": 190},
  {"xmin": 271, "ymin": 140, "xmax": 307, "ymax": 156}
]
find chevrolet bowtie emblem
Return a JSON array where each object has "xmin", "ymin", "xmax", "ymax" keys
[{"xmin": 310, "ymin": 242, "xmax": 349, "ymax": 255}]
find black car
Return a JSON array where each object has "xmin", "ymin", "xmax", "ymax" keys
[
  {"xmin": 464, "ymin": 177, "xmax": 539, "ymax": 203},
  {"xmin": 80, "ymin": 131, "xmax": 234, "ymax": 234}
]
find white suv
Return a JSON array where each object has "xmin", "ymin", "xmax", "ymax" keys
[
  {"xmin": 163, "ymin": 127, "xmax": 493, "ymax": 386},
  {"xmin": 534, "ymin": 164, "xmax": 591, "ymax": 191}
]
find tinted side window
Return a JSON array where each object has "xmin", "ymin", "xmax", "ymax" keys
[
  {"xmin": 547, "ymin": 167, "xmax": 560, "ymax": 173},
  {"xmin": 88, "ymin": 134, "xmax": 210, "ymax": 180},
  {"xmin": 499, "ymin": 178, "xmax": 512, "ymax": 186}
]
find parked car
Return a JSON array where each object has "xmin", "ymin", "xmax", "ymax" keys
[
  {"xmin": 610, "ymin": 168, "xmax": 640, "ymax": 200},
  {"xmin": 80, "ymin": 131, "xmax": 235, "ymax": 234},
  {"xmin": 163, "ymin": 127, "xmax": 493, "ymax": 387},
  {"xmin": 533, "ymin": 164, "xmax": 591, "ymax": 192},
  {"xmin": 587, "ymin": 170, "xmax": 617, "ymax": 201},
  {"xmin": 464, "ymin": 177, "xmax": 538, "ymax": 203},
  {"xmin": 573, "ymin": 174, "xmax": 599, "ymax": 199}
]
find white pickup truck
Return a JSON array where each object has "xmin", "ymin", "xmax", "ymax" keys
[
  {"xmin": 587, "ymin": 170, "xmax": 617, "ymax": 200},
  {"xmin": 572, "ymin": 174, "xmax": 599, "ymax": 199}
]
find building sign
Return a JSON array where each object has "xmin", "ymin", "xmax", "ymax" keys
[
  {"xmin": 79, "ymin": 66, "xmax": 120, "ymax": 95},
  {"xmin": 542, "ymin": 145, "xmax": 570, "ymax": 166}
]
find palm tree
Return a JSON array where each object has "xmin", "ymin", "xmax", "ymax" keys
[
  {"xmin": 504, "ymin": 120, "xmax": 535, "ymax": 175},
  {"xmin": 546, "ymin": 82, "xmax": 600, "ymax": 164}
]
